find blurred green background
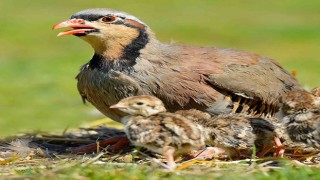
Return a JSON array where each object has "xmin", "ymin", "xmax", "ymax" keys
[{"xmin": 0, "ymin": 0, "xmax": 319, "ymax": 137}]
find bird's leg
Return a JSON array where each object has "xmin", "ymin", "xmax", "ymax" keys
[
  {"xmin": 70, "ymin": 136, "xmax": 130, "ymax": 153},
  {"xmin": 258, "ymin": 136, "xmax": 285, "ymax": 158},
  {"xmin": 257, "ymin": 146, "xmax": 273, "ymax": 158},
  {"xmin": 273, "ymin": 135, "xmax": 285, "ymax": 158},
  {"xmin": 108, "ymin": 136, "xmax": 131, "ymax": 152},
  {"xmin": 164, "ymin": 148, "xmax": 176, "ymax": 170}
]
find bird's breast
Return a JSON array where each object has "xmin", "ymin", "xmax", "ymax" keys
[{"xmin": 76, "ymin": 66, "xmax": 144, "ymax": 121}]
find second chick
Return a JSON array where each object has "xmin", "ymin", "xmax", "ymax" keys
[{"xmin": 176, "ymin": 109, "xmax": 283, "ymax": 158}]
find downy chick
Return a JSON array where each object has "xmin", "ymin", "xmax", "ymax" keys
[
  {"xmin": 280, "ymin": 89, "xmax": 320, "ymax": 148},
  {"xmin": 175, "ymin": 109, "xmax": 284, "ymax": 158},
  {"xmin": 110, "ymin": 95, "xmax": 206, "ymax": 169}
]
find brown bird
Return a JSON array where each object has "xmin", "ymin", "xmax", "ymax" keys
[
  {"xmin": 175, "ymin": 109, "xmax": 284, "ymax": 158},
  {"xmin": 110, "ymin": 95, "xmax": 206, "ymax": 169},
  {"xmin": 52, "ymin": 8, "xmax": 302, "ymax": 152},
  {"xmin": 279, "ymin": 89, "xmax": 320, "ymax": 149}
]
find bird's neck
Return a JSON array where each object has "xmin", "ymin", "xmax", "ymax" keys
[
  {"xmin": 88, "ymin": 53, "xmax": 136, "ymax": 71},
  {"xmin": 88, "ymin": 35, "xmax": 177, "ymax": 72},
  {"xmin": 87, "ymin": 29, "xmax": 176, "ymax": 71}
]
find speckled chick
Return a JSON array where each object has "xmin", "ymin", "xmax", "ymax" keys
[
  {"xmin": 175, "ymin": 109, "xmax": 283, "ymax": 158},
  {"xmin": 280, "ymin": 89, "xmax": 320, "ymax": 148},
  {"xmin": 110, "ymin": 95, "xmax": 206, "ymax": 169}
]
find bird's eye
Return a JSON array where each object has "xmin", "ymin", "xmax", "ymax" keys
[
  {"xmin": 135, "ymin": 102, "xmax": 144, "ymax": 106},
  {"xmin": 101, "ymin": 16, "xmax": 117, "ymax": 23}
]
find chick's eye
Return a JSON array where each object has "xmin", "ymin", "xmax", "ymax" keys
[
  {"xmin": 101, "ymin": 16, "xmax": 116, "ymax": 23},
  {"xmin": 136, "ymin": 102, "xmax": 144, "ymax": 106}
]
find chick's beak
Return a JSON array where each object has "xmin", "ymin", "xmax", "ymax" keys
[
  {"xmin": 52, "ymin": 18, "xmax": 97, "ymax": 36},
  {"xmin": 110, "ymin": 103, "xmax": 127, "ymax": 109}
]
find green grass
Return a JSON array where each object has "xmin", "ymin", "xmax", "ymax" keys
[
  {"xmin": 2, "ymin": 158, "xmax": 320, "ymax": 180},
  {"xmin": 0, "ymin": 0, "xmax": 320, "ymax": 178},
  {"xmin": 1, "ymin": 0, "xmax": 320, "ymax": 136}
]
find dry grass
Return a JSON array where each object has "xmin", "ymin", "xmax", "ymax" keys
[{"xmin": 1, "ymin": 119, "xmax": 319, "ymax": 179}]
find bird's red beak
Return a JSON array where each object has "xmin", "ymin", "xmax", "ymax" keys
[
  {"xmin": 52, "ymin": 18, "xmax": 97, "ymax": 36},
  {"xmin": 110, "ymin": 103, "xmax": 127, "ymax": 109}
]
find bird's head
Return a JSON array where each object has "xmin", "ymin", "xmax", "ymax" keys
[
  {"xmin": 52, "ymin": 8, "xmax": 151, "ymax": 60},
  {"xmin": 110, "ymin": 95, "xmax": 166, "ymax": 116}
]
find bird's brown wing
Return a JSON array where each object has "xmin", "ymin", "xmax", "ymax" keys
[
  {"xmin": 178, "ymin": 46, "xmax": 302, "ymax": 106},
  {"xmin": 206, "ymin": 58, "xmax": 301, "ymax": 105}
]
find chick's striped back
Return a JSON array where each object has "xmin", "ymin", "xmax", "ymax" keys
[{"xmin": 122, "ymin": 112, "xmax": 205, "ymax": 155}]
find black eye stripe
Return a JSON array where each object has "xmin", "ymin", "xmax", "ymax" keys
[
  {"xmin": 71, "ymin": 14, "xmax": 127, "ymax": 22},
  {"xmin": 71, "ymin": 14, "xmax": 146, "ymax": 29},
  {"xmin": 71, "ymin": 14, "xmax": 104, "ymax": 21}
]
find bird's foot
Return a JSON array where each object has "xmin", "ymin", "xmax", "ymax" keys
[
  {"xmin": 69, "ymin": 136, "xmax": 130, "ymax": 154},
  {"xmin": 190, "ymin": 147, "xmax": 226, "ymax": 160},
  {"xmin": 164, "ymin": 148, "xmax": 177, "ymax": 171},
  {"xmin": 273, "ymin": 136, "xmax": 285, "ymax": 158}
]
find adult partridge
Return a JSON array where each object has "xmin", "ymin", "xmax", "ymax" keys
[{"xmin": 52, "ymin": 8, "xmax": 303, "ymax": 152}]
